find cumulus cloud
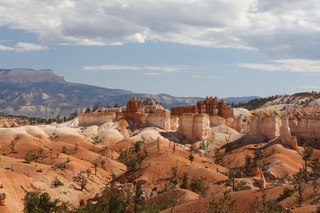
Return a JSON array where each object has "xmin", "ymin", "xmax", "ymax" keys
[
  {"xmin": 1, "ymin": 0, "xmax": 320, "ymax": 57},
  {"xmin": 83, "ymin": 65, "xmax": 186, "ymax": 73},
  {"xmin": 0, "ymin": 42, "xmax": 48, "ymax": 52},
  {"xmin": 239, "ymin": 59, "xmax": 320, "ymax": 73}
]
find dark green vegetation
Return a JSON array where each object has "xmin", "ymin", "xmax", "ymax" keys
[{"xmin": 231, "ymin": 96, "xmax": 280, "ymax": 110}]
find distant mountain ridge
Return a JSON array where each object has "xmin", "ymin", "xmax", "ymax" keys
[{"xmin": 0, "ymin": 68, "xmax": 259, "ymax": 118}]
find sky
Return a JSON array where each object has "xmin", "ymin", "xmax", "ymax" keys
[{"xmin": 0, "ymin": 0, "xmax": 320, "ymax": 98}]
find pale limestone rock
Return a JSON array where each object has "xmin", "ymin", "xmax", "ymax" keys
[
  {"xmin": 249, "ymin": 116, "xmax": 281, "ymax": 139},
  {"xmin": 178, "ymin": 113, "xmax": 210, "ymax": 142},
  {"xmin": 146, "ymin": 109, "xmax": 171, "ymax": 130},
  {"xmin": 78, "ymin": 112, "xmax": 116, "ymax": 126},
  {"xmin": 289, "ymin": 117, "xmax": 320, "ymax": 141}
]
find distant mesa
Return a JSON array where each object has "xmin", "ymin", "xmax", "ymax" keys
[{"xmin": 0, "ymin": 68, "xmax": 66, "ymax": 85}]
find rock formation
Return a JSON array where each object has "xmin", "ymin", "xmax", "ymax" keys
[
  {"xmin": 171, "ymin": 96, "xmax": 234, "ymax": 119},
  {"xmin": 249, "ymin": 115, "xmax": 281, "ymax": 139},
  {"xmin": 248, "ymin": 115, "xmax": 298, "ymax": 149},
  {"xmin": 279, "ymin": 117, "xmax": 298, "ymax": 150},
  {"xmin": 79, "ymin": 97, "xmax": 172, "ymax": 130},
  {"xmin": 178, "ymin": 113, "xmax": 210, "ymax": 141},
  {"xmin": 146, "ymin": 110, "xmax": 171, "ymax": 130},
  {"xmin": 289, "ymin": 117, "xmax": 320, "ymax": 141},
  {"xmin": 126, "ymin": 97, "xmax": 145, "ymax": 113}
]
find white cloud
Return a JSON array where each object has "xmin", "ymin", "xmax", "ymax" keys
[
  {"xmin": 1, "ymin": 0, "xmax": 320, "ymax": 57},
  {"xmin": 193, "ymin": 74, "xmax": 220, "ymax": 79},
  {"xmin": 144, "ymin": 72, "xmax": 161, "ymax": 76},
  {"xmin": 0, "ymin": 42, "xmax": 48, "ymax": 52},
  {"xmin": 239, "ymin": 59, "xmax": 320, "ymax": 73},
  {"xmin": 83, "ymin": 65, "xmax": 187, "ymax": 73}
]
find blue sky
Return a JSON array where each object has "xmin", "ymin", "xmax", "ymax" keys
[{"xmin": 0, "ymin": 0, "xmax": 320, "ymax": 98}]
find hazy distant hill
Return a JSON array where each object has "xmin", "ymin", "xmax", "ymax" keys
[{"xmin": 0, "ymin": 68, "xmax": 259, "ymax": 118}]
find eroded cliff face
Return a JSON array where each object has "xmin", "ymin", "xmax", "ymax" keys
[
  {"xmin": 246, "ymin": 115, "xmax": 298, "ymax": 149},
  {"xmin": 146, "ymin": 110, "xmax": 171, "ymax": 130},
  {"xmin": 249, "ymin": 116, "xmax": 281, "ymax": 139},
  {"xmin": 79, "ymin": 98, "xmax": 171, "ymax": 130},
  {"xmin": 290, "ymin": 117, "xmax": 320, "ymax": 141},
  {"xmin": 177, "ymin": 113, "xmax": 210, "ymax": 142},
  {"xmin": 193, "ymin": 114, "xmax": 210, "ymax": 141},
  {"xmin": 78, "ymin": 112, "xmax": 117, "ymax": 126},
  {"xmin": 279, "ymin": 117, "xmax": 298, "ymax": 150}
]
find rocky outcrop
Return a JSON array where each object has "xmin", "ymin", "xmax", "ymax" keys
[
  {"xmin": 146, "ymin": 110, "xmax": 171, "ymax": 130},
  {"xmin": 178, "ymin": 114, "xmax": 195, "ymax": 141},
  {"xmin": 171, "ymin": 105, "xmax": 198, "ymax": 116},
  {"xmin": 252, "ymin": 167, "xmax": 267, "ymax": 189},
  {"xmin": 79, "ymin": 97, "xmax": 172, "ymax": 130},
  {"xmin": 249, "ymin": 116, "xmax": 281, "ymax": 139},
  {"xmin": 248, "ymin": 115, "xmax": 298, "ymax": 149},
  {"xmin": 78, "ymin": 111, "xmax": 117, "ymax": 126},
  {"xmin": 0, "ymin": 118, "xmax": 29, "ymax": 128},
  {"xmin": 178, "ymin": 113, "xmax": 210, "ymax": 142},
  {"xmin": 193, "ymin": 114, "xmax": 210, "ymax": 141},
  {"xmin": 289, "ymin": 117, "xmax": 320, "ymax": 141},
  {"xmin": 218, "ymin": 99, "xmax": 234, "ymax": 118},
  {"xmin": 126, "ymin": 97, "xmax": 145, "ymax": 113},
  {"xmin": 279, "ymin": 117, "xmax": 298, "ymax": 150},
  {"xmin": 170, "ymin": 116, "xmax": 179, "ymax": 131},
  {"xmin": 171, "ymin": 96, "xmax": 234, "ymax": 119}
]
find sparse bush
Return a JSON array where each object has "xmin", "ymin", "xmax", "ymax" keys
[
  {"xmin": 73, "ymin": 172, "xmax": 88, "ymax": 191},
  {"xmin": 24, "ymin": 154, "xmax": 35, "ymax": 164},
  {"xmin": 277, "ymin": 187, "xmax": 294, "ymax": 202},
  {"xmin": 61, "ymin": 146, "xmax": 67, "ymax": 154},
  {"xmin": 180, "ymin": 173, "xmax": 189, "ymax": 189},
  {"xmin": 188, "ymin": 152, "xmax": 194, "ymax": 164},
  {"xmin": 208, "ymin": 189, "xmax": 235, "ymax": 213},
  {"xmin": 134, "ymin": 141, "xmax": 143, "ymax": 153},
  {"xmin": 54, "ymin": 162, "xmax": 66, "ymax": 170},
  {"xmin": 214, "ymin": 148, "xmax": 224, "ymax": 166},
  {"xmin": 189, "ymin": 179, "xmax": 206, "ymax": 197},
  {"xmin": 51, "ymin": 177, "xmax": 64, "ymax": 188}
]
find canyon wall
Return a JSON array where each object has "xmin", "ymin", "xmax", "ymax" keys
[
  {"xmin": 249, "ymin": 116, "xmax": 281, "ymax": 139},
  {"xmin": 247, "ymin": 115, "xmax": 298, "ymax": 149},
  {"xmin": 289, "ymin": 117, "xmax": 320, "ymax": 141}
]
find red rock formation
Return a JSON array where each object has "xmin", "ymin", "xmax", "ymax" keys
[
  {"xmin": 171, "ymin": 96, "xmax": 234, "ymax": 119},
  {"xmin": 197, "ymin": 96, "xmax": 219, "ymax": 115},
  {"xmin": 170, "ymin": 105, "xmax": 198, "ymax": 116},
  {"xmin": 126, "ymin": 97, "xmax": 144, "ymax": 113},
  {"xmin": 218, "ymin": 99, "xmax": 234, "ymax": 118},
  {"xmin": 252, "ymin": 167, "xmax": 267, "ymax": 189}
]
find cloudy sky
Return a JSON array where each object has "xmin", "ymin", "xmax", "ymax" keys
[{"xmin": 0, "ymin": 0, "xmax": 320, "ymax": 97}]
